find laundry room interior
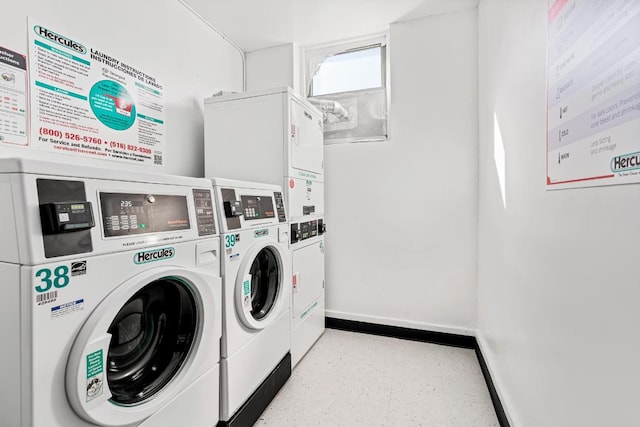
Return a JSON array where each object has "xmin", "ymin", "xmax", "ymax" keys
[{"xmin": 1, "ymin": 1, "xmax": 638, "ymax": 427}]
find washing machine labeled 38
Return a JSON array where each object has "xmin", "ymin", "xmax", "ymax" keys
[{"xmin": 0, "ymin": 159, "xmax": 222, "ymax": 427}]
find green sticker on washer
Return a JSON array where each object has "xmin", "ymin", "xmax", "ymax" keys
[
  {"xmin": 86, "ymin": 349, "xmax": 103, "ymax": 379},
  {"xmin": 300, "ymin": 301, "xmax": 319, "ymax": 320},
  {"xmin": 86, "ymin": 348, "xmax": 104, "ymax": 401},
  {"xmin": 243, "ymin": 279, "xmax": 250, "ymax": 296}
]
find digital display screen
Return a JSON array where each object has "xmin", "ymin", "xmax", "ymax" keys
[
  {"xmin": 119, "ymin": 200, "xmax": 144, "ymax": 209},
  {"xmin": 100, "ymin": 192, "xmax": 190, "ymax": 237}
]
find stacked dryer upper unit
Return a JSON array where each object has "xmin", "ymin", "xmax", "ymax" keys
[
  {"xmin": 205, "ymin": 87, "xmax": 326, "ymax": 368},
  {"xmin": 0, "ymin": 158, "xmax": 222, "ymax": 427},
  {"xmin": 211, "ymin": 178, "xmax": 291, "ymax": 426}
]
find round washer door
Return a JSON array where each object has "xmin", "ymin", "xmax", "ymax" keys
[
  {"xmin": 66, "ymin": 267, "xmax": 215, "ymax": 426},
  {"xmin": 235, "ymin": 240, "xmax": 288, "ymax": 330}
]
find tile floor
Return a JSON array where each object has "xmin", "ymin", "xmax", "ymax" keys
[{"xmin": 254, "ymin": 329, "xmax": 499, "ymax": 427}]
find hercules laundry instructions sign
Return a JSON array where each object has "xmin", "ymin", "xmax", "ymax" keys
[
  {"xmin": 28, "ymin": 18, "xmax": 166, "ymax": 166},
  {"xmin": 547, "ymin": 0, "xmax": 640, "ymax": 189}
]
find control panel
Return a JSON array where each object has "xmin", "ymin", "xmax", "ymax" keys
[
  {"xmin": 290, "ymin": 218, "xmax": 326, "ymax": 244},
  {"xmin": 193, "ymin": 189, "xmax": 216, "ymax": 236},
  {"xmin": 274, "ymin": 191, "xmax": 287, "ymax": 223},
  {"xmin": 224, "ymin": 200, "xmax": 243, "ymax": 218},
  {"xmin": 239, "ymin": 195, "xmax": 275, "ymax": 221},
  {"xmin": 40, "ymin": 202, "xmax": 95, "ymax": 234},
  {"xmin": 31, "ymin": 174, "xmax": 217, "ymax": 260},
  {"xmin": 219, "ymin": 186, "xmax": 284, "ymax": 231},
  {"xmin": 100, "ymin": 193, "xmax": 191, "ymax": 237},
  {"xmin": 37, "ymin": 178, "xmax": 94, "ymax": 258}
]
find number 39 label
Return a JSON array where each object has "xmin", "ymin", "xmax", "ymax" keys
[
  {"xmin": 34, "ymin": 265, "xmax": 70, "ymax": 293},
  {"xmin": 225, "ymin": 234, "xmax": 236, "ymax": 248}
]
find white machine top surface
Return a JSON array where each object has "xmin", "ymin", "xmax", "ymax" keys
[
  {"xmin": 0, "ymin": 157, "xmax": 211, "ymax": 187},
  {"xmin": 204, "ymin": 87, "xmax": 322, "ymax": 117},
  {"xmin": 205, "ymin": 86, "xmax": 294, "ymax": 104},
  {"xmin": 209, "ymin": 177, "xmax": 283, "ymax": 192}
]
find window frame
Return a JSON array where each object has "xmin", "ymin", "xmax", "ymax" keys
[{"xmin": 302, "ymin": 32, "xmax": 391, "ymax": 144}]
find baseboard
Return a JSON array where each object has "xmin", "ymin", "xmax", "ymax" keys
[
  {"xmin": 218, "ymin": 353, "xmax": 291, "ymax": 427},
  {"xmin": 326, "ymin": 316, "xmax": 476, "ymax": 348},
  {"xmin": 325, "ymin": 317, "xmax": 511, "ymax": 427},
  {"xmin": 474, "ymin": 343, "xmax": 510, "ymax": 427},
  {"xmin": 475, "ymin": 333, "xmax": 518, "ymax": 427},
  {"xmin": 325, "ymin": 309, "xmax": 475, "ymax": 336}
]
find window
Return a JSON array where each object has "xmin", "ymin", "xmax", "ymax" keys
[
  {"xmin": 303, "ymin": 34, "xmax": 389, "ymax": 144},
  {"xmin": 311, "ymin": 45, "xmax": 383, "ymax": 96}
]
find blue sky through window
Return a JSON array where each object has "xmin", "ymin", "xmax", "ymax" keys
[{"xmin": 311, "ymin": 46, "xmax": 382, "ymax": 96}]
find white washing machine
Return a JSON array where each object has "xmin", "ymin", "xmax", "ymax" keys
[
  {"xmin": 0, "ymin": 158, "xmax": 222, "ymax": 427},
  {"xmin": 204, "ymin": 87, "xmax": 326, "ymax": 368},
  {"xmin": 211, "ymin": 178, "xmax": 291, "ymax": 426}
]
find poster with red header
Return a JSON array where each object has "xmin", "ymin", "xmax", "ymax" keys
[
  {"xmin": 0, "ymin": 46, "xmax": 28, "ymax": 147},
  {"xmin": 547, "ymin": 0, "xmax": 640, "ymax": 189}
]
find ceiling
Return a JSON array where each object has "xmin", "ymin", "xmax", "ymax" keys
[{"xmin": 180, "ymin": 0, "xmax": 479, "ymax": 52}]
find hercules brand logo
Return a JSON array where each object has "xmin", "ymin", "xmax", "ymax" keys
[
  {"xmin": 254, "ymin": 228, "xmax": 269, "ymax": 238},
  {"xmin": 34, "ymin": 26, "xmax": 87, "ymax": 54},
  {"xmin": 134, "ymin": 247, "xmax": 175, "ymax": 264},
  {"xmin": 611, "ymin": 151, "xmax": 640, "ymax": 173}
]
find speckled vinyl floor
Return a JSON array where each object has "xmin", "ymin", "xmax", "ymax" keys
[{"xmin": 254, "ymin": 329, "xmax": 499, "ymax": 427}]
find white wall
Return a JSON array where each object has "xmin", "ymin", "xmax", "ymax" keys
[
  {"xmin": 324, "ymin": 9, "xmax": 479, "ymax": 334},
  {"xmin": 246, "ymin": 43, "xmax": 301, "ymax": 93},
  {"xmin": 0, "ymin": 0, "xmax": 243, "ymax": 177},
  {"xmin": 478, "ymin": 1, "xmax": 640, "ymax": 426}
]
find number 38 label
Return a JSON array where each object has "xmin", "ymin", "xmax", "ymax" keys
[{"xmin": 34, "ymin": 265, "xmax": 70, "ymax": 293}]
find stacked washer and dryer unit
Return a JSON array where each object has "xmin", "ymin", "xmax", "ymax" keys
[
  {"xmin": 0, "ymin": 158, "xmax": 223, "ymax": 427},
  {"xmin": 204, "ymin": 86, "xmax": 326, "ymax": 370}
]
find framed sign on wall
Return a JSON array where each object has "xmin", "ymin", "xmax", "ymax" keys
[{"xmin": 547, "ymin": 0, "xmax": 640, "ymax": 189}]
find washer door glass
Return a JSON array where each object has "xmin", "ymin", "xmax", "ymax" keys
[
  {"xmin": 106, "ymin": 277, "xmax": 197, "ymax": 405},
  {"xmin": 249, "ymin": 247, "xmax": 280, "ymax": 320}
]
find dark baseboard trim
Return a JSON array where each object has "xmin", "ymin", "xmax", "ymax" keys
[
  {"xmin": 474, "ymin": 345, "xmax": 509, "ymax": 427},
  {"xmin": 218, "ymin": 352, "xmax": 291, "ymax": 427},
  {"xmin": 325, "ymin": 317, "xmax": 511, "ymax": 427},
  {"xmin": 325, "ymin": 316, "xmax": 476, "ymax": 349}
]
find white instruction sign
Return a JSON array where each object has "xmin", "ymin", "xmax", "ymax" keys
[
  {"xmin": 547, "ymin": 0, "xmax": 640, "ymax": 189},
  {"xmin": 28, "ymin": 19, "xmax": 166, "ymax": 166},
  {"xmin": 0, "ymin": 46, "xmax": 28, "ymax": 147}
]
